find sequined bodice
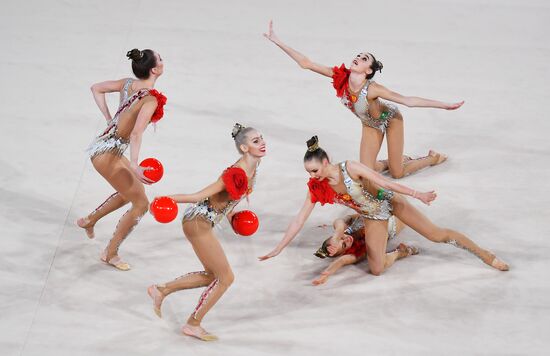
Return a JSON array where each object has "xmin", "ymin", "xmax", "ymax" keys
[
  {"xmin": 87, "ymin": 80, "xmax": 149, "ymax": 158},
  {"xmin": 100, "ymin": 80, "xmax": 150, "ymax": 141},
  {"xmin": 340, "ymin": 81, "xmax": 372, "ymax": 120},
  {"xmin": 339, "ymin": 81, "xmax": 398, "ymax": 132},
  {"xmin": 184, "ymin": 166, "xmax": 258, "ymax": 226},
  {"xmin": 335, "ymin": 161, "xmax": 393, "ymax": 220}
]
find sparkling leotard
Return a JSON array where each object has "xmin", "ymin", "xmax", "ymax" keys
[
  {"xmin": 87, "ymin": 79, "xmax": 151, "ymax": 158},
  {"xmin": 334, "ymin": 161, "xmax": 394, "ymax": 220},
  {"xmin": 343, "ymin": 215, "xmax": 397, "ymax": 258},
  {"xmin": 340, "ymin": 81, "xmax": 399, "ymax": 132},
  {"xmin": 332, "ymin": 65, "xmax": 399, "ymax": 133},
  {"xmin": 345, "ymin": 215, "xmax": 397, "ymax": 239},
  {"xmin": 182, "ymin": 166, "xmax": 257, "ymax": 227}
]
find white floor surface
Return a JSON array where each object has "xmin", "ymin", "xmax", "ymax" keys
[{"xmin": 1, "ymin": 1, "xmax": 549, "ymax": 355}]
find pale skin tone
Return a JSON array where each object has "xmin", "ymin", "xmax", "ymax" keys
[
  {"xmin": 259, "ymin": 157, "xmax": 434, "ymax": 264},
  {"xmin": 312, "ymin": 214, "xmax": 410, "ymax": 285},
  {"xmin": 77, "ymin": 52, "xmax": 164, "ymax": 267},
  {"xmin": 264, "ymin": 21, "xmax": 464, "ymax": 178},
  {"xmin": 147, "ymin": 130, "xmax": 266, "ymax": 341},
  {"xmin": 259, "ymin": 156, "xmax": 509, "ymax": 274}
]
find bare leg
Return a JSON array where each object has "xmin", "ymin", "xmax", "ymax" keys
[
  {"xmin": 160, "ymin": 271, "xmax": 215, "ymax": 295},
  {"xmin": 171, "ymin": 218, "xmax": 235, "ymax": 341},
  {"xmin": 375, "ymin": 155, "xmax": 414, "ymax": 173},
  {"xmin": 77, "ymin": 192, "xmax": 129, "ymax": 238},
  {"xmin": 391, "ymin": 195, "xmax": 509, "ymax": 271},
  {"xmin": 363, "ymin": 219, "xmax": 390, "ymax": 275},
  {"xmin": 148, "ymin": 271, "xmax": 215, "ymax": 318},
  {"xmin": 364, "ymin": 219, "xmax": 418, "ymax": 275},
  {"xmin": 386, "ymin": 115, "xmax": 446, "ymax": 178},
  {"xmin": 394, "ymin": 217, "xmax": 406, "ymax": 234},
  {"xmin": 78, "ymin": 156, "xmax": 137, "ymax": 238},
  {"xmin": 92, "ymin": 154, "xmax": 149, "ymax": 270},
  {"xmin": 359, "ymin": 125, "xmax": 384, "ymax": 169},
  {"xmin": 384, "ymin": 243, "xmax": 419, "ymax": 270}
]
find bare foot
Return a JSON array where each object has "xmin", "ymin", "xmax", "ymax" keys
[
  {"xmin": 374, "ymin": 159, "xmax": 389, "ymax": 172},
  {"xmin": 490, "ymin": 256, "xmax": 509, "ymax": 271},
  {"xmin": 428, "ymin": 150, "xmax": 448, "ymax": 166},
  {"xmin": 147, "ymin": 285, "xmax": 165, "ymax": 318},
  {"xmin": 398, "ymin": 243, "xmax": 420, "ymax": 257},
  {"xmin": 100, "ymin": 250, "xmax": 131, "ymax": 271},
  {"xmin": 402, "ymin": 155, "xmax": 413, "ymax": 163},
  {"xmin": 76, "ymin": 217, "xmax": 95, "ymax": 239},
  {"xmin": 181, "ymin": 324, "xmax": 218, "ymax": 341}
]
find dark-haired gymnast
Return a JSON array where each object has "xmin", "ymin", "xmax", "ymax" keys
[
  {"xmin": 77, "ymin": 48, "xmax": 166, "ymax": 270},
  {"xmin": 264, "ymin": 21, "xmax": 464, "ymax": 178},
  {"xmin": 259, "ymin": 136, "xmax": 508, "ymax": 276},
  {"xmin": 312, "ymin": 214, "xmax": 414, "ymax": 285}
]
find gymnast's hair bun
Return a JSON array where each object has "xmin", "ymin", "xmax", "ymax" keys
[
  {"xmin": 304, "ymin": 135, "xmax": 329, "ymax": 162},
  {"xmin": 367, "ymin": 55, "xmax": 383, "ymax": 80},
  {"xmin": 126, "ymin": 48, "xmax": 144, "ymax": 61},
  {"xmin": 232, "ymin": 123, "xmax": 246, "ymax": 139},
  {"xmin": 306, "ymin": 135, "xmax": 320, "ymax": 152},
  {"xmin": 375, "ymin": 60, "xmax": 383, "ymax": 73}
]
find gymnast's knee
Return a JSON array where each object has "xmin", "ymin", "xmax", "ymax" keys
[
  {"xmin": 370, "ymin": 265, "xmax": 384, "ymax": 276},
  {"xmin": 217, "ymin": 269, "xmax": 235, "ymax": 287},
  {"xmin": 203, "ymin": 271, "xmax": 216, "ymax": 283},
  {"xmin": 389, "ymin": 168, "xmax": 405, "ymax": 179},
  {"xmin": 134, "ymin": 198, "xmax": 150, "ymax": 215}
]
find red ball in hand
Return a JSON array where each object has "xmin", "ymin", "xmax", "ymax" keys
[
  {"xmin": 150, "ymin": 196, "xmax": 178, "ymax": 223},
  {"xmin": 139, "ymin": 158, "xmax": 164, "ymax": 183},
  {"xmin": 231, "ymin": 210, "xmax": 259, "ymax": 236}
]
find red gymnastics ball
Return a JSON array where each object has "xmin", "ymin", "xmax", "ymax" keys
[
  {"xmin": 231, "ymin": 210, "xmax": 259, "ymax": 236},
  {"xmin": 150, "ymin": 196, "xmax": 178, "ymax": 223},
  {"xmin": 139, "ymin": 158, "xmax": 164, "ymax": 183}
]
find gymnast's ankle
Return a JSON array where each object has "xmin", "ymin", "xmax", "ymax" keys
[{"xmin": 186, "ymin": 317, "xmax": 200, "ymax": 327}]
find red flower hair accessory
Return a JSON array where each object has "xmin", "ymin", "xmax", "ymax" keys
[
  {"xmin": 331, "ymin": 63, "xmax": 350, "ymax": 98},
  {"xmin": 148, "ymin": 89, "xmax": 167, "ymax": 123},
  {"xmin": 222, "ymin": 167, "xmax": 249, "ymax": 200},
  {"xmin": 307, "ymin": 178, "xmax": 336, "ymax": 206}
]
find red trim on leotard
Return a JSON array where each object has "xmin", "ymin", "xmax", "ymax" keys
[
  {"xmin": 222, "ymin": 167, "xmax": 249, "ymax": 200},
  {"xmin": 331, "ymin": 63, "xmax": 351, "ymax": 98},
  {"xmin": 148, "ymin": 89, "xmax": 167, "ymax": 123},
  {"xmin": 307, "ymin": 178, "xmax": 337, "ymax": 206}
]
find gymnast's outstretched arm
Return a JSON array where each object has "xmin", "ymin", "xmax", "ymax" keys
[
  {"xmin": 312, "ymin": 254, "xmax": 359, "ymax": 285},
  {"xmin": 264, "ymin": 20, "xmax": 333, "ymax": 77},
  {"xmin": 368, "ymin": 82, "xmax": 464, "ymax": 110},
  {"xmin": 258, "ymin": 192, "xmax": 316, "ymax": 261},
  {"xmin": 168, "ymin": 179, "xmax": 225, "ymax": 204},
  {"xmin": 346, "ymin": 160, "xmax": 437, "ymax": 205}
]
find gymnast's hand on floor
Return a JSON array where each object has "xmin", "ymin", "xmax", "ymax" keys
[
  {"xmin": 258, "ymin": 248, "xmax": 281, "ymax": 261},
  {"xmin": 312, "ymin": 272, "xmax": 330, "ymax": 286}
]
